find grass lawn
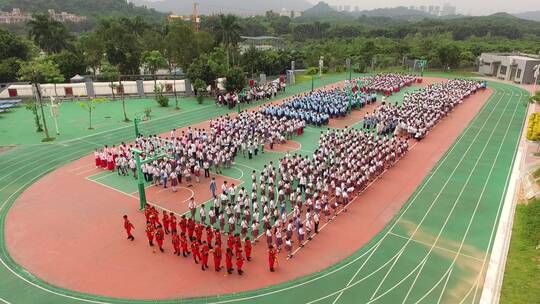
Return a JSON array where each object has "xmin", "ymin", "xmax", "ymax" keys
[
  {"xmin": 500, "ymin": 199, "xmax": 540, "ymax": 303},
  {"xmin": 0, "ymin": 96, "xmax": 209, "ymax": 145},
  {"xmin": 0, "ymin": 72, "xmax": 361, "ymax": 146}
]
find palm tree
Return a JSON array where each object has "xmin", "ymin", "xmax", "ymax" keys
[
  {"xmin": 27, "ymin": 13, "xmax": 71, "ymax": 54},
  {"xmin": 214, "ymin": 14, "xmax": 242, "ymax": 69}
]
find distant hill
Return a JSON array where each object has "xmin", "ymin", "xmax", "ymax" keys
[
  {"xmin": 513, "ymin": 10, "xmax": 540, "ymax": 21},
  {"xmin": 302, "ymin": 1, "xmax": 348, "ymax": 18},
  {"xmin": 352, "ymin": 6, "xmax": 434, "ymax": 21},
  {"xmin": 131, "ymin": 0, "xmax": 312, "ymax": 15},
  {"xmin": 0, "ymin": 0, "xmax": 164, "ymax": 20}
]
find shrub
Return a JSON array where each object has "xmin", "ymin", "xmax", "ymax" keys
[
  {"xmin": 306, "ymin": 67, "xmax": 319, "ymax": 75},
  {"xmin": 527, "ymin": 113, "xmax": 540, "ymax": 141},
  {"xmin": 193, "ymin": 78, "xmax": 207, "ymax": 104},
  {"xmin": 156, "ymin": 95, "xmax": 169, "ymax": 107},
  {"xmin": 144, "ymin": 107, "xmax": 152, "ymax": 119}
]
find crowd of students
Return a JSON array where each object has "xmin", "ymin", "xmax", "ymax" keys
[
  {"xmin": 216, "ymin": 81, "xmax": 285, "ymax": 108},
  {"xmin": 117, "ymin": 74, "xmax": 485, "ymax": 276},
  {"xmin": 355, "ymin": 73, "xmax": 420, "ymax": 96},
  {"xmin": 95, "ymin": 111, "xmax": 305, "ymax": 190},
  {"xmin": 123, "ymin": 206, "xmax": 261, "ymax": 275},
  {"xmin": 260, "ymin": 88, "xmax": 376, "ymax": 126},
  {"xmin": 362, "ymin": 79, "xmax": 485, "ymax": 139}
]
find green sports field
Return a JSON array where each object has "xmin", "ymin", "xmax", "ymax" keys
[{"xmin": 0, "ymin": 77, "xmax": 529, "ymax": 303}]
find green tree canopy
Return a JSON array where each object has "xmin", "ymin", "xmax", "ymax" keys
[
  {"xmin": 187, "ymin": 48, "xmax": 227, "ymax": 88},
  {"xmin": 78, "ymin": 33, "xmax": 104, "ymax": 78},
  {"xmin": 27, "ymin": 13, "xmax": 72, "ymax": 54},
  {"xmin": 96, "ymin": 17, "xmax": 144, "ymax": 75},
  {"xmin": 18, "ymin": 57, "xmax": 64, "ymax": 84},
  {"xmin": 224, "ymin": 66, "xmax": 246, "ymax": 93},
  {"xmin": 142, "ymin": 50, "xmax": 167, "ymax": 76},
  {"xmin": 50, "ymin": 50, "xmax": 87, "ymax": 79}
]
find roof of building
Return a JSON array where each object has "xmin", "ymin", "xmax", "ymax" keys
[{"xmin": 482, "ymin": 52, "xmax": 540, "ymax": 61}]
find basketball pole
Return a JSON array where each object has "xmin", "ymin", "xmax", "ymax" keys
[{"xmin": 132, "ymin": 149, "xmax": 147, "ymax": 210}]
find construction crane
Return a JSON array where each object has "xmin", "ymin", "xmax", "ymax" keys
[{"xmin": 192, "ymin": 1, "xmax": 200, "ymax": 32}]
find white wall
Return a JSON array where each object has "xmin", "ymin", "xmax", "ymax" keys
[{"xmin": 0, "ymin": 79, "xmax": 189, "ymax": 99}]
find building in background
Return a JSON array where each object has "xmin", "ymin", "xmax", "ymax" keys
[
  {"xmin": 278, "ymin": 9, "xmax": 303, "ymax": 18},
  {"xmin": 47, "ymin": 9, "xmax": 86, "ymax": 23},
  {"xmin": 0, "ymin": 8, "xmax": 85, "ymax": 24},
  {"xmin": 0, "ymin": 8, "xmax": 31, "ymax": 24},
  {"xmin": 440, "ymin": 3, "xmax": 457, "ymax": 16},
  {"xmin": 166, "ymin": 14, "xmax": 192, "ymax": 22},
  {"xmin": 479, "ymin": 53, "xmax": 540, "ymax": 84},
  {"xmin": 409, "ymin": 3, "xmax": 453, "ymax": 16}
]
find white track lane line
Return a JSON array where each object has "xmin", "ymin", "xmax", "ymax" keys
[
  {"xmin": 328, "ymin": 88, "xmax": 506, "ymax": 304},
  {"xmin": 368, "ymin": 89, "xmax": 513, "ymax": 303},
  {"xmin": 0, "ymin": 85, "xmax": 502, "ymax": 304},
  {"xmin": 400, "ymin": 89, "xmax": 518, "ymax": 304},
  {"xmin": 431, "ymin": 89, "xmax": 522, "ymax": 304}
]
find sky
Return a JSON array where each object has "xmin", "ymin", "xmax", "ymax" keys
[{"xmin": 307, "ymin": 0, "xmax": 540, "ymax": 15}]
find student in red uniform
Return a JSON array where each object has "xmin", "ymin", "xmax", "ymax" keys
[
  {"xmin": 187, "ymin": 218, "xmax": 195, "ymax": 239},
  {"xmin": 172, "ymin": 232, "xmax": 180, "ymax": 255},
  {"xmin": 236, "ymin": 248, "xmax": 245, "ymax": 275},
  {"xmin": 145, "ymin": 222, "xmax": 155, "ymax": 246},
  {"xmin": 268, "ymin": 245, "xmax": 277, "ymax": 272},
  {"xmin": 206, "ymin": 226, "xmax": 214, "ymax": 245},
  {"xmin": 215, "ymin": 229, "xmax": 222, "ymax": 247},
  {"xmin": 162, "ymin": 211, "xmax": 170, "ymax": 234},
  {"xmin": 244, "ymin": 237, "xmax": 252, "ymax": 261},
  {"xmin": 191, "ymin": 238, "xmax": 201, "ymax": 264},
  {"xmin": 179, "ymin": 215, "xmax": 187, "ymax": 235},
  {"xmin": 200, "ymin": 241, "xmax": 209, "ymax": 271},
  {"xmin": 195, "ymin": 222, "xmax": 203, "ymax": 243},
  {"xmin": 123, "ymin": 215, "xmax": 135, "ymax": 241},
  {"xmin": 155, "ymin": 225, "xmax": 165, "ymax": 252},
  {"xmin": 180, "ymin": 232, "xmax": 190, "ymax": 257},
  {"xmin": 212, "ymin": 245, "xmax": 222, "ymax": 271},
  {"xmin": 234, "ymin": 234, "xmax": 242, "ymax": 256},
  {"xmin": 227, "ymin": 233, "xmax": 235, "ymax": 251},
  {"xmin": 150, "ymin": 206, "xmax": 161, "ymax": 227},
  {"xmin": 144, "ymin": 206, "xmax": 152, "ymax": 223},
  {"xmin": 169, "ymin": 212, "xmax": 177, "ymax": 234},
  {"xmin": 225, "ymin": 248, "xmax": 234, "ymax": 274}
]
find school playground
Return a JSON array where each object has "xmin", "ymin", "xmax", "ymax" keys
[{"xmin": 0, "ymin": 73, "xmax": 530, "ymax": 303}]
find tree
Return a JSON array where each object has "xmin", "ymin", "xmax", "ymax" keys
[
  {"xmin": 241, "ymin": 47, "xmax": 263, "ymax": 76},
  {"xmin": 270, "ymin": 16, "xmax": 291, "ymax": 35},
  {"xmin": 0, "ymin": 28, "xmax": 33, "ymax": 60},
  {"xmin": 436, "ymin": 43, "xmax": 461, "ymax": 69},
  {"xmin": 18, "ymin": 58, "xmax": 64, "ymax": 141},
  {"xmin": 27, "ymin": 13, "xmax": 72, "ymax": 54},
  {"xmin": 0, "ymin": 29, "xmax": 35, "ymax": 82},
  {"xmin": 163, "ymin": 22, "xmax": 196, "ymax": 71},
  {"xmin": 0, "ymin": 58, "xmax": 22, "ymax": 83},
  {"xmin": 224, "ymin": 66, "xmax": 246, "ymax": 93},
  {"xmin": 142, "ymin": 50, "xmax": 167, "ymax": 90},
  {"xmin": 187, "ymin": 49, "xmax": 226, "ymax": 94},
  {"xmin": 214, "ymin": 14, "xmax": 242, "ymax": 69},
  {"xmin": 79, "ymin": 33, "xmax": 104, "ymax": 78},
  {"xmin": 50, "ymin": 50, "xmax": 87, "ymax": 80},
  {"xmin": 25, "ymin": 101, "xmax": 42, "ymax": 132},
  {"xmin": 96, "ymin": 17, "xmax": 143, "ymax": 75},
  {"xmin": 193, "ymin": 79, "xmax": 207, "ymax": 104},
  {"xmin": 80, "ymin": 98, "xmax": 107, "ymax": 130},
  {"xmin": 99, "ymin": 61, "xmax": 120, "ymax": 100},
  {"xmin": 98, "ymin": 61, "xmax": 129, "ymax": 121}
]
